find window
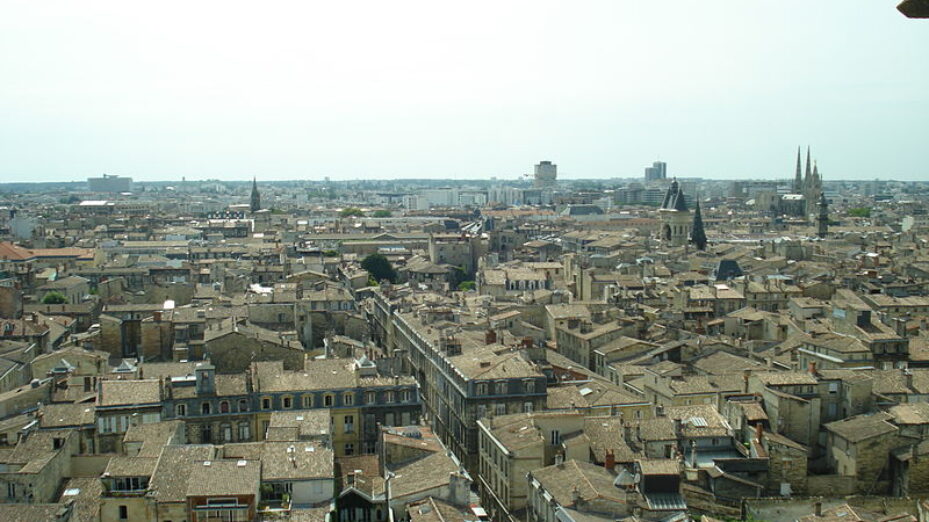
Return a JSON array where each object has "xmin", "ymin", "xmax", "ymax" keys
[
  {"xmin": 384, "ymin": 391, "xmax": 395, "ymax": 403},
  {"xmin": 113, "ymin": 477, "xmax": 148, "ymax": 492},
  {"xmin": 324, "ymin": 395, "xmax": 333, "ymax": 407},
  {"xmin": 220, "ymin": 401, "xmax": 230, "ymax": 413},
  {"xmin": 239, "ymin": 399, "xmax": 248, "ymax": 412},
  {"xmin": 222, "ymin": 424, "xmax": 232, "ymax": 442},
  {"xmin": 385, "ymin": 412, "xmax": 395, "ymax": 427},
  {"xmin": 344, "ymin": 392, "xmax": 354, "ymax": 406},
  {"xmin": 238, "ymin": 422, "xmax": 250, "ymax": 441},
  {"xmin": 201, "ymin": 402, "xmax": 211, "ymax": 415},
  {"xmin": 344, "ymin": 443, "xmax": 355, "ymax": 456},
  {"xmin": 550, "ymin": 430, "xmax": 561, "ymax": 445},
  {"xmin": 176, "ymin": 404, "xmax": 187, "ymax": 417},
  {"xmin": 524, "ymin": 379, "xmax": 535, "ymax": 394},
  {"xmin": 303, "ymin": 395, "xmax": 313, "ymax": 408},
  {"xmin": 402, "ymin": 390, "xmax": 413, "ymax": 402},
  {"xmin": 118, "ymin": 505, "xmax": 128, "ymax": 520},
  {"xmin": 344, "ymin": 415, "xmax": 354, "ymax": 434},
  {"xmin": 262, "ymin": 397, "xmax": 271, "ymax": 410},
  {"xmin": 495, "ymin": 403, "xmax": 506, "ymax": 415},
  {"xmin": 283, "ymin": 397, "xmax": 293, "ymax": 409},
  {"xmin": 523, "ymin": 402, "xmax": 533, "ymax": 413},
  {"xmin": 477, "ymin": 383, "xmax": 488, "ymax": 395},
  {"xmin": 366, "ymin": 391, "xmax": 376, "ymax": 404}
]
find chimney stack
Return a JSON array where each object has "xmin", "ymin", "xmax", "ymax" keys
[
  {"xmin": 604, "ymin": 450, "xmax": 615, "ymax": 471},
  {"xmin": 808, "ymin": 361, "xmax": 817, "ymax": 375},
  {"xmin": 814, "ymin": 501, "xmax": 822, "ymax": 517},
  {"xmin": 755, "ymin": 423, "xmax": 764, "ymax": 444},
  {"xmin": 485, "ymin": 329, "xmax": 497, "ymax": 345}
]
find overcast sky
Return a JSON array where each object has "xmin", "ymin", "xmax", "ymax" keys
[{"xmin": 1, "ymin": 1, "xmax": 927, "ymax": 182}]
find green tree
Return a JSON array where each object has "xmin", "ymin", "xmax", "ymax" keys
[
  {"xmin": 848, "ymin": 207, "xmax": 871, "ymax": 218},
  {"xmin": 340, "ymin": 207, "xmax": 364, "ymax": 218},
  {"xmin": 361, "ymin": 253, "xmax": 397, "ymax": 283},
  {"xmin": 322, "ymin": 249, "xmax": 339, "ymax": 257},
  {"xmin": 458, "ymin": 281, "xmax": 476, "ymax": 291},
  {"xmin": 372, "ymin": 209, "xmax": 392, "ymax": 218},
  {"xmin": 42, "ymin": 291, "xmax": 67, "ymax": 304}
]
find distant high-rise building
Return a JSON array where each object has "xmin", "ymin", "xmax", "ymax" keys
[
  {"xmin": 533, "ymin": 161, "xmax": 557, "ymax": 188},
  {"xmin": 644, "ymin": 161, "xmax": 667, "ymax": 182},
  {"xmin": 88, "ymin": 174, "xmax": 132, "ymax": 193},
  {"xmin": 250, "ymin": 177, "xmax": 261, "ymax": 212}
]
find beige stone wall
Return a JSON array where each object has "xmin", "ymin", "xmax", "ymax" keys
[
  {"xmin": 100, "ymin": 496, "xmax": 155, "ymax": 522},
  {"xmin": 141, "ymin": 319, "xmax": 174, "ymax": 361},
  {"xmin": 99, "ymin": 314, "xmax": 123, "ymax": 359},
  {"xmin": 764, "ymin": 441, "xmax": 808, "ymax": 494},
  {"xmin": 205, "ymin": 332, "xmax": 303, "ymax": 373}
]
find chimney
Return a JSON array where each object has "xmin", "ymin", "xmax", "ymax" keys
[
  {"xmin": 153, "ymin": 311, "xmax": 162, "ymax": 322},
  {"xmin": 743, "ymin": 369, "xmax": 751, "ymax": 393},
  {"xmin": 905, "ymin": 369, "xmax": 914, "ymax": 391},
  {"xmin": 555, "ymin": 453, "xmax": 564, "ymax": 467},
  {"xmin": 808, "ymin": 361, "xmax": 817, "ymax": 376},
  {"xmin": 604, "ymin": 450, "xmax": 615, "ymax": 471},
  {"xmin": 755, "ymin": 423, "xmax": 764, "ymax": 444},
  {"xmin": 814, "ymin": 501, "xmax": 822, "ymax": 517},
  {"xmin": 484, "ymin": 329, "xmax": 497, "ymax": 345}
]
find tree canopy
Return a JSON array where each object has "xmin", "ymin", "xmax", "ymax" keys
[
  {"xmin": 340, "ymin": 207, "xmax": 364, "ymax": 218},
  {"xmin": 42, "ymin": 291, "xmax": 67, "ymax": 304},
  {"xmin": 361, "ymin": 253, "xmax": 397, "ymax": 283}
]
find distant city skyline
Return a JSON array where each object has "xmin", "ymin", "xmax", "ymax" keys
[{"xmin": 1, "ymin": 1, "xmax": 927, "ymax": 182}]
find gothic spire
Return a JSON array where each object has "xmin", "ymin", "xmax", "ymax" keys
[
  {"xmin": 691, "ymin": 200, "xmax": 707, "ymax": 251},
  {"xmin": 804, "ymin": 146, "xmax": 812, "ymax": 182},
  {"xmin": 250, "ymin": 177, "xmax": 261, "ymax": 212},
  {"xmin": 794, "ymin": 146, "xmax": 803, "ymax": 193}
]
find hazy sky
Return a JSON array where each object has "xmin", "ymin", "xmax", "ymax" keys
[{"xmin": 1, "ymin": 1, "xmax": 927, "ymax": 182}]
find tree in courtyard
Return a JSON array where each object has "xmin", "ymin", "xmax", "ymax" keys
[{"xmin": 361, "ymin": 254, "xmax": 397, "ymax": 283}]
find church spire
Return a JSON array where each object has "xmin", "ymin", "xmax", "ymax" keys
[
  {"xmin": 804, "ymin": 146, "xmax": 812, "ymax": 183},
  {"xmin": 691, "ymin": 199, "xmax": 707, "ymax": 251},
  {"xmin": 794, "ymin": 146, "xmax": 803, "ymax": 193},
  {"xmin": 250, "ymin": 177, "xmax": 261, "ymax": 212}
]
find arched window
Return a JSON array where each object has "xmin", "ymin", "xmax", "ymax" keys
[
  {"xmin": 220, "ymin": 401, "xmax": 229, "ymax": 413},
  {"xmin": 201, "ymin": 402, "xmax": 211, "ymax": 415},
  {"xmin": 239, "ymin": 399, "xmax": 248, "ymax": 412}
]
